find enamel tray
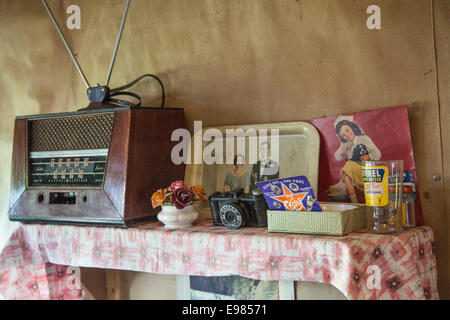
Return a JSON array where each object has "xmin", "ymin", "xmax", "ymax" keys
[{"xmin": 184, "ymin": 121, "xmax": 320, "ymax": 220}]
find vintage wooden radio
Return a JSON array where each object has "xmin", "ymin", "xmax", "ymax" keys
[
  {"xmin": 8, "ymin": 107, "xmax": 185, "ymax": 226},
  {"xmin": 8, "ymin": 0, "xmax": 185, "ymax": 226}
]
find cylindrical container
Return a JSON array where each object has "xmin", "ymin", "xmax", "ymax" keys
[
  {"xmin": 401, "ymin": 186, "xmax": 416, "ymax": 228},
  {"xmin": 362, "ymin": 160, "xmax": 404, "ymax": 234}
]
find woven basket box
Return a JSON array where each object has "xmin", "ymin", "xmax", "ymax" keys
[{"xmin": 267, "ymin": 202, "xmax": 367, "ymax": 236}]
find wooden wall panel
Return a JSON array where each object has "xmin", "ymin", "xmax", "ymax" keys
[
  {"xmin": 434, "ymin": 0, "xmax": 450, "ymax": 300},
  {"xmin": 80, "ymin": 268, "xmax": 107, "ymax": 300},
  {"xmin": 105, "ymin": 269, "xmax": 128, "ymax": 300},
  {"xmin": 0, "ymin": 0, "xmax": 448, "ymax": 299}
]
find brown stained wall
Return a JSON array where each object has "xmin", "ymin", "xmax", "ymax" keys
[{"xmin": 0, "ymin": 0, "xmax": 448, "ymax": 299}]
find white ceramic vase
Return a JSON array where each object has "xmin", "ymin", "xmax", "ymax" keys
[{"xmin": 157, "ymin": 205, "xmax": 199, "ymax": 229}]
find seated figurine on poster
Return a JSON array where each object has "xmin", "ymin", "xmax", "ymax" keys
[
  {"xmin": 326, "ymin": 115, "xmax": 381, "ymax": 203},
  {"xmin": 224, "ymin": 154, "xmax": 250, "ymax": 193},
  {"xmin": 250, "ymin": 141, "xmax": 279, "ymax": 192}
]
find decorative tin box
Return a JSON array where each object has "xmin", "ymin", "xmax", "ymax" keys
[{"xmin": 267, "ymin": 202, "xmax": 367, "ymax": 235}]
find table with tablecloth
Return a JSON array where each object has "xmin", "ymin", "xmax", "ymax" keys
[{"xmin": 0, "ymin": 219, "xmax": 439, "ymax": 300}]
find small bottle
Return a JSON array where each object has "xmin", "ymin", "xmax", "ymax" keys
[{"xmin": 401, "ymin": 186, "xmax": 416, "ymax": 228}]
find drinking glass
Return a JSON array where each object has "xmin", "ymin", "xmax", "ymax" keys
[{"xmin": 362, "ymin": 160, "xmax": 404, "ymax": 234}]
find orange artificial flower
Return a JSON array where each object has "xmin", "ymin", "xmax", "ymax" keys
[
  {"xmin": 151, "ymin": 189, "xmax": 167, "ymax": 208},
  {"xmin": 192, "ymin": 185, "xmax": 207, "ymax": 201}
]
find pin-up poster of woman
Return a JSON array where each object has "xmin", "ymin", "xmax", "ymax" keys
[{"xmin": 309, "ymin": 106, "xmax": 423, "ymax": 225}]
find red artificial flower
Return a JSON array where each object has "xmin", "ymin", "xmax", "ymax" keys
[
  {"xmin": 171, "ymin": 187, "xmax": 195, "ymax": 209},
  {"xmin": 168, "ymin": 180, "xmax": 188, "ymax": 192}
]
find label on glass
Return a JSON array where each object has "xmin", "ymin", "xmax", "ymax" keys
[{"xmin": 362, "ymin": 166, "xmax": 388, "ymax": 207}]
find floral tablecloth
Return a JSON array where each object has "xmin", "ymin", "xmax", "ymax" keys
[{"xmin": 0, "ymin": 220, "xmax": 439, "ymax": 300}]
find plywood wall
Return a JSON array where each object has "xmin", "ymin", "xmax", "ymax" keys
[
  {"xmin": 0, "ymin": 0, "xmax": 448, "ymax": 299},
  {"xmin": 434, "ymin": 0, "xmax": 450, "ymax": 300}
]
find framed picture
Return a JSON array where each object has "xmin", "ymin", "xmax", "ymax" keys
[
  {"xmin": 176, "ymin": 275, "xmax": 295, "ymax": 300},
  {"xmin": 184, "ymin": 121, "xmax": 320, "ymax": 219}
]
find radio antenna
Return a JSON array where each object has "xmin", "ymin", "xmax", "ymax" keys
[
  {"xmin": 105, "ymin": 0, "xmax": 132, "ymax": 87},
  {"xmin": 42, "ymin": 0, "xmax": 164, "ymax": 109},
  {"xmin": 41, "ymin": 0, "xmax": 91, "ymax": 89}
]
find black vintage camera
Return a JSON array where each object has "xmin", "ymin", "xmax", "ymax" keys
[{"xmin": 208, "ymin": 189, "xmax": 268, "ymax": 229}]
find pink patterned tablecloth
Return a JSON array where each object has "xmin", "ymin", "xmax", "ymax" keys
[{"xmin": 0, "ymin": 219, "xmax": 439, "ymax": 300}]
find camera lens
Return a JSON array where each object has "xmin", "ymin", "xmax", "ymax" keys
[{"xmin": 219, "ymin": 203, "xmax": 245, "ymax": 229}]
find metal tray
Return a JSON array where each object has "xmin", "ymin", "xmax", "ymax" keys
[
  {"xmin": 184, "ymin": 121, "xmax": 320, "ymax": 220},
  {"xmin": 267, "ymin": 202, "xmax": 367, "ymax": 236}
]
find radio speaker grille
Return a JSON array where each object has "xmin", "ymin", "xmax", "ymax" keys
[{"xmin": 30, "ymin": 113, "xmax": 115, "ymax": 151}]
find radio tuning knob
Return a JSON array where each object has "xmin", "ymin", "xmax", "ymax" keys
[{"xmin": 37, "ymin": 193, "xmax": 45, "ymax": 203}]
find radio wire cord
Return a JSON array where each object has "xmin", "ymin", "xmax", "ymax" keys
[{"xmin": 108, "ymin": 73, "xmax": 165, "ymax": 109}]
